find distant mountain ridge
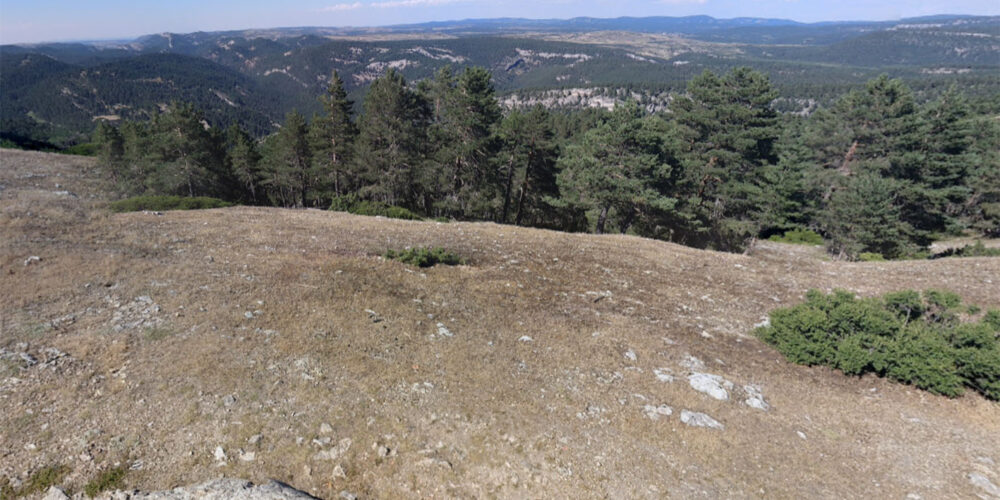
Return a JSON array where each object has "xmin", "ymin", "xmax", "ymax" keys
[{"xmin": 2, "ymin": 14, "xmax": 998, "ymax": 148}]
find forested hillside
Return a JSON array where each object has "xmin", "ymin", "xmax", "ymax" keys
[
  {"xmin": 92, "ymin": 66, "xmax": 1000, "ymax": 260},
  {"xmin": 2, "ymin": 15, "xmax": 998, "ymax": 149}
]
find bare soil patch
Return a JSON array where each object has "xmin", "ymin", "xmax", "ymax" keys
[{"xmin": 2, "ymin": 149, "xmax": 998, "ymax": 499}]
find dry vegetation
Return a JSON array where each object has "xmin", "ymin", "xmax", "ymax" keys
[
  {"xmin": 520, "ymin": 31, "xmax": 743, "ymax": 60},
  {"xmin": 1, "ymin": 149, "xmax": 998, "ymax": 499}
]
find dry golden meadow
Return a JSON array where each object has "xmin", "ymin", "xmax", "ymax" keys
[{"xmin": 2, "ymin": 149, "xmax": 998, "ymax": 499}]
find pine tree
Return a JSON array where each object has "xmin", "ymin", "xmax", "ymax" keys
[
  {"xmin": 556, "ymin": 100, "xmax": 675, "ymax": 234},
  {"xmin": 308, "ymin": 71, "xmax": 357, "ymax": 203},
  {"xmin": 261, "ymin": 110, "xmax": 311, "ymax": 207},
  {"xmin": 671, "ymin": 68, "xmax": 781, "ymax": 250},
  {"xmin": 353, "ymin": 69, "xmax": 429, "ymax": 209},
  {"xmin": 144, "ymin": 102, "xmax": 226, "ymax": 197},
  {"xmin": 963, "ymin": 105, "xmax": 1000, "ymax": 237},
  {"xmin": 94, "ymin": 121, "xmax": 127, "ymax": 193},
  {"xmin": 823, "ymin": 173, "xmax": 915, "ymax": 260},
  {"xmin": 497, "ymin": 105, "xmax": 562, "ymax": 227},
  {"xmin": 423, "ymin": 66, "xmax": 502, "ymax": 219},
  {"xmin": 225, "ymin": 124, "xmax": 262, "ymax": 204},
  {"xmin": 119, "ymin": 121, "xmax": 152, "ymax": 196},
  {"xmin": 910, "ymin": 87, "xmax": 976, "ymax": 234}
]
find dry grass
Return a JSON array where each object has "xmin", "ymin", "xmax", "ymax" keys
[
  {"xmin": 514, "ymin": 30, "xmax": 744, "ymax": 60},
  {"xmin": 1, "ymin": 149, "xmax": 999, "ymax": 499}
]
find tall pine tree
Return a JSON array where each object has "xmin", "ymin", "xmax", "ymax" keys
[
  {"xmin": 497, "ymin": 105, "xmax": 562, "ymax": 227},
  {"xmin": 353, "ymin": 69, "xmax": 429, "ymax": 210},
  {"xmin": 261, "ymin": 110, "xmax": 311, "ymax": 208},
  {"xmin": 423, "ymin": 66, "xmax": 502, "ymax": 219},
  {"xmin": 671, "ymin": 68, "xmax": 780, "ymax": 250},
  {"xmin": 557, "ymin": 100, "xmax": 675, "ymax": 234},
  {"xmin": 308, "ymin": 71, "xmax": 357, "ymax": 202},
  {"xmin": 144, "ymin": 102, "xmax": 226, "ymax": 198}
]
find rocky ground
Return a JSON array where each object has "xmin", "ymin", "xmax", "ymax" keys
[{"xmin": 1, "ymin": 149, "xmax": 999, "ymax": 499}]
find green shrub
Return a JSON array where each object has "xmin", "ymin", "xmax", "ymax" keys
[
  {"xmin": 61, "ymin": 142, "xmax": 98, "ymax": 156},
  {"xmin": 84, "ymin": 466, "xmax": 127, "ymax": 497},
  {"xmin": 984, "ymin": 310, "xmax": 1000, "ymax": 331},
  {"xmin": 18, "ymin": 465, "xmax": 69, "ymax": 497},
  {"xmin": 329, "ymin": 195, "xmax": 423, "ymax": 221},
  {"xmin": 755, "ymin": 289, "xmax": 1000, "ymax": 400},
  {"xmin": 109, "ymin": 195, "xmax": 232, "ymax": 213},
  {"xmin": 768, "ymin": 229, "xmax": 824, "ymax": 246},
  {"xmin": 328, "ymin": 194, "xmax": 360, "ymax": 212},
  {"xmin": 858, "ymin": 252, "xmax": 885, "ymax": 262},
  {"xmin": 385, "ymin": 247, "xmax": 464, "ymax": 268}
]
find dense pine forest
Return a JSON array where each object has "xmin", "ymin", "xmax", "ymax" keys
[{"xmin": 90, "ymin": 65, "xmax": 1000, "ymax": 259}]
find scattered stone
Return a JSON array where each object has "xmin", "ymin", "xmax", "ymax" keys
[
  {"xmin": 679, "ymin": 355, "xmax": 705, "ymax": 371},
  {"xmin": 680, "ymin": 410, "xmax": 724, "ymax": 430},
  {"xmin": 340, "ymin": 491, "xmax": 358, "ymax": 500},
  {"xmin": 111, "ymin": 296, "xmax": 165, "ymax": 332},
  {"xmin": 576, "ymin": 404, "xmax": 607, "ymax": 420},
  {"xmin": 214, "ymin": 446, "xmax": 227, "ymax": 462},
  {"xmin": 314, "ymin": 438, "xmax": 352, "ymax": 461},
  {"xmin": 48, "ymin": 314, "xmax": 76, "ymax": 329},
  {"xmin": 969, "ymin": 473, "xmax": 1000, "ymax": 497},
  {"xmin": 753, "ymin": 317, "xmax": 771, "ymax": 329},
  {"xmin": 377, "ymin": 445, "xmax": 391, "ymax": 458},
  {"xmin": 518, "ymin": 335, "xmax": 534, "ymax": 343},
  {"xmin": 436, "ymin": 323, "xmax": 453, "ymax": 338},
  {"xmin": 19, "ymin": 352, "xmax": 38, "ymax": 367},
  {"xmin": 238, "ymin": 450, "xmax": 256, "ymax": 462},
  {"xmin": 223, "ymin": 394, "xmax": 237, "ymax": 406},
  {"xmin": 320, "ymin": 423, "xmax": 333, "ymax": 434},
  {"xmin": 103, "ymin": 479, "xmax": 316, "ymax": 499},
  {"xmin": 797, "ymin": 431, "xmax": 807, "ymax": 440},
  {"xmin": 653, "ymin": 368, "xmax": 675, "ymax": 383},
  {"xmin": 24, "ymin": 255, "xmax": 41, "ymax": 266},
  {"xmin": 624, "ymin": 349, "xmax": 637, "ymax": 362},
  {"xmin": 332, "ymin": 464, "xmax": 347, "ymax": 480},
  {"xmin": 743, "ymin": 385, "xmax": 769, "ymax": 411},
  {"xmin": 244, "ymin": 311, "xmax": 254, "ymax": 319},
  {"xmin": 42, "ymin": 486, "xmax": 69, "ymax": 500},
  {"xmin": 248, "ymin": 434, "xmax": 263, "ymax": 445},
  {"xmin": 365, "ymin": 309, "xmax": 383, "ymax": 323},
  {"xmin": 688, "ymin": 373, "xmax": 732, "ymax": 401},
  {"xmin": 643, "ymin": 404, "xmax": 673, "ymax": 421},
  {"xmin": 417, "ymin": 457, "xmax": 453, "ymax": 469}
]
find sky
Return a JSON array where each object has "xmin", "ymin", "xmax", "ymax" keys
[{"xmin": 1, "ymin": 0, "xmax": 998, "ymax": 44}]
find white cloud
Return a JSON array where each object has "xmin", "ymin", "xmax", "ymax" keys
[
  {"xmin": 323, "ymin": 2, "xmax": 364, "ymax": 10},
  {"xmin": 321, "ymin": 0, "xmax": 470, "ymax": 11}
]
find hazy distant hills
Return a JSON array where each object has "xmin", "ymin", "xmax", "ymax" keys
[{"xmin": 2, "ymin": 14, "xmax": 998, "ymax": 147}]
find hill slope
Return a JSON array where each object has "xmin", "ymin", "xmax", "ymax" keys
[{"xmin": 1, "ymin": 148, "xmax": 999, "ymax": 498}]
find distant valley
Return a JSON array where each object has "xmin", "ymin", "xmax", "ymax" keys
[{"xmin": 2, "ymin": 14, "xmax": 999, "ymax": 147}]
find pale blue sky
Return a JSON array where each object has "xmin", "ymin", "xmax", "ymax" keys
[{"xmin": 2, "ymin": 0, "xmax": 998, "ymax": 44}]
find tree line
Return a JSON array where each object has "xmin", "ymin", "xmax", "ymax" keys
[{"xmin": 94, "ymin": 66, "xmax": 1000, "ymax": 259}]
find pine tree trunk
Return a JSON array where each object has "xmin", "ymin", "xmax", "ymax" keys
[
  {"xmin": 619, "ymin": 207, "xmax": 635, "ymax": 234},
  {"xmin": 596, "ymin": 205, "xmax": 610, "ymax": 234},
  {"xmin": 501, "ymin": 156, "xmax": 516, "ymax": 224}
]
